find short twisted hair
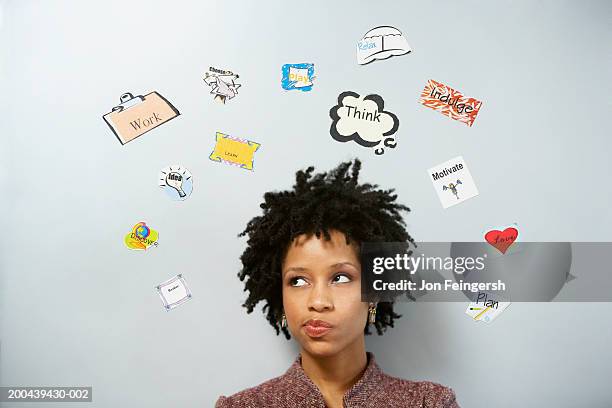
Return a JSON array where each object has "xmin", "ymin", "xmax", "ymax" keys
[{"xmin": 238, "ymin": 159, "xmax": 415, "ymax": 339}]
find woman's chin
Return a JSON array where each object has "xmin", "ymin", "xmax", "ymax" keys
[{"xmin": 300, "ymin": 340, "xmax": 340, "ymax": 358}]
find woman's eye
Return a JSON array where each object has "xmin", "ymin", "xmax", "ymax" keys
[
  {"xmin": 332, "ymin": 274, "xmax": 351, "ymax": 283},
  {"xmin": 289, "ymin": 277, "xmax": 307, "ymax": 287}
]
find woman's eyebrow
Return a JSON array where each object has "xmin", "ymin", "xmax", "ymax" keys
[
  {"xmin": 330, "ymin": 262, "xmax": 359, "ymax": 269},
  {"xmin": 283, "ymin": 262, "xmax": 358, "ymax": 274},
  {"xmin": 283, "ymin": 266, "xmax": 308, "ymax": 274}
]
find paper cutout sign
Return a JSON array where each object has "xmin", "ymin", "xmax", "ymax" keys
[
  {"xmin": 203, "ymin": 66, "xmax": 241, "ymax": 104},
  {"xmin": 465, "ymin": 291, "xmax": 511, "ymax": 324},
  {"xmin": 124, "ymin": 222, "xmax": 159, "ymax": 250},
  {"xmin": 281, "ymin": 63, "xmax": 315, "ymax": 91},
  {"xmin": 428, "ymin": 156, "xmax": 479, "ymax": 208},
  {"xmin": 209, "ymin": 132, "xmax": 260, "ymax": 171},
  {"xmin": 357, "ymin": 26, "xmax": 412, "ymax": 65},
  {"xmin": 419, "ymin": 79, "xmax": 482, "ymax": 127},
  {"xmin": 485, "ymin": 225, "xmax": 519, "ymax": 254},
  {"xmin": 159, "ymin": 165, "xmax": 193, "ymax": 201},
  {"xmin": 103, "ymin": 91, "xmax": 180, "ymax": 144},
  {"xmin": 329, "ymin": 91, "xmax": 399, "ymax": 155},
  {"xmin": 156, "ymin": 274, "xmax": 192, "ymax": 311}
]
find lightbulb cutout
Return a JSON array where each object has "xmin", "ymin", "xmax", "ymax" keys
[
  {"xmin": 159, "ymin": 165, "xmax": 193, "ymax": 201},
  {"xmin": 166, "ymin": 172, "xmax": 186, "ymax": 197}
]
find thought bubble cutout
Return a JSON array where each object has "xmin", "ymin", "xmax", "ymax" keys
[{"xmin": 330, "ymin": 91, "xmax": 399, "ymax": 153}]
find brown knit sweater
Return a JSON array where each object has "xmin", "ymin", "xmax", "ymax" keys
[{"xmin": 215, "ymin": 352, "xmax": 459, "ymax": 407}]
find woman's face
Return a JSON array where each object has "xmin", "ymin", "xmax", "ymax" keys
[{"xmin": 281, "ymin": 229, "xmax": 369, "ymax": 357}]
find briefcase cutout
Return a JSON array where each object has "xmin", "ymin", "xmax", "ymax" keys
[{"xmin": 103, "ymin": 91, "xmax": 180, "ymax": 144}]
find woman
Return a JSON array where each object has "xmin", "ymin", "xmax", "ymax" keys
[{"xmin": 216, "ymin": 160, "xmax": 459, "ymax": 408}]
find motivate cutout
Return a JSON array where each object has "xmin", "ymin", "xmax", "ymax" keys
[
  {"xmin": 209, "ymin": 132, "xmax": 260, "ymax": 171},
  {"xmin": 156, "ymin": 274, "xmax": 192, "ymax": 311},
  {"xmin": 428, "ymin": 156, "xmax": 479, "ymax": 208},
  {"xmin": 203, "ymin": 66, "xmax": 241, "ymax": 104},
  {"xmin": 485, "ymin": 224, "xmax": 519, "ymax": 254},
  {"xmin": 124, "ymin": 222, "xmax": 159, "ymax": 250},
  {"xmin": 329, "ymin": 91, "xmax": 399, "ymax": 155},
  {"xmin": 357, "ymin": 26, "xmax": 411, "ymax": 65},
  {"xmin": 103, "ymin": 91, "xmax": 180, "ymax": 145},
  {"xmin": 159, "ymin": 165, "xmax": 193, "ymax": 201},
  {"xmin": 419, "ymin": 79, "xmax": 482, "ymax": 127},
  {"xmin": 281, "ymin": 63, "xmax": 315, "ymax": 91}
]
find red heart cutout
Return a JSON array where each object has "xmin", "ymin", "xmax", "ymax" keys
[{"xmin": 485, "ymin": 227, "xmax": 518, "ymax": 254}]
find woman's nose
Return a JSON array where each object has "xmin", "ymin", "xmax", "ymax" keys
[{"xmin": 307, "ymin": 282, "xmax": 333, "ymax": 312}]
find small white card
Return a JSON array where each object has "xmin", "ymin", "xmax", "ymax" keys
[
  {"xmin": 428, "ymin": 156, "xmax": 478, "ymax": 208},
  {"xmin": 465, "ymin": 291, "xmax": 510, "ymax": 323},
  {"xmin": 156, "ymin": 274, "xmax": 192, "ymax": 311}
]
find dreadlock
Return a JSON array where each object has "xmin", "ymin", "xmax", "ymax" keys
[{"xmin": 238, "ymin": 159, "xmax": 415, "ymax": 339}]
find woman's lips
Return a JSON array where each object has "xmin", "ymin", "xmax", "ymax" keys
[
  {"xmin": 303, "ymin": 325, "xmax": 333, "ymax": 338},
  {"xmin": 303, "ymin": 319, "xmax": 333, "ymax": 338}
]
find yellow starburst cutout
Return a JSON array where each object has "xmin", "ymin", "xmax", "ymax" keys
[{"xmin": 209, "ymin": 132, "xmax": 260, "ymax": 171}]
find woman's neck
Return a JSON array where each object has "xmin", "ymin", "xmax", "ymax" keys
[{"xmin": 299, "ymin": 338, "xmax": 368, "ymax": 401}]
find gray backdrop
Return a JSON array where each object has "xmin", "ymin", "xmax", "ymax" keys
[{"xmin": 1, "ymin": 1, "xmax": 611, "ymax": 407}]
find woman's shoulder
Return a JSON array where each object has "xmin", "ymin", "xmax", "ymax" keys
[
  {"xmin": 214, "ymin": 374, "xmax": 286, "ymax": 408},
  {"xmin": 377, "ymin": 372, "xmax": 459, "ymax": 407},
  {"xmin": 215, "ymin": 353, "xmax": 460, "ymax": 408},
  {"xmin": 215, "ymin": 374, "xmax": 459, "ymax": 408}
]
